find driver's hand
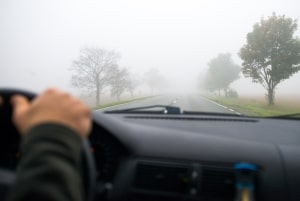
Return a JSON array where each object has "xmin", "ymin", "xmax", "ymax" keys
[{"xmin": 11, "ymin": 88, "xmax": 91, "ymax": 138}]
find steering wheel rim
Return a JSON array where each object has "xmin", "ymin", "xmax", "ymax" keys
[{"xmin": 0, "ymin": 88, "xmax": 96, "ymax": 201}]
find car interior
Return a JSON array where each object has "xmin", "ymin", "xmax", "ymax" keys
[{"xmin": 1, "ymin": 89, "xmax": 300, "ymax": 201}]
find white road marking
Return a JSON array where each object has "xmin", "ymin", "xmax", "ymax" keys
[{"xmin": 204, "ymin": 97, "xmax": 242, "ymax": 115}]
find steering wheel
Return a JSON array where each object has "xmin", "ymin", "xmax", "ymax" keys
[{"xmin": 0, "ymin": 88, "xmax": 96, "ymax": 201}]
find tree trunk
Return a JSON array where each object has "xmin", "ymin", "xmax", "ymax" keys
[
  {"xmin": 224, "ymin": 88, "xmax": 228, "ymax": 97},
  {"xmin": 267, "ymin": 88, "xmax": 274, "ymax": 105},
  {"xmin": 96, "ymin": 75, "xmax": 100, "ymax": 106},
  {"xmin": 96, "ymin": 86, "xmax": 100, "ymax": 106}
]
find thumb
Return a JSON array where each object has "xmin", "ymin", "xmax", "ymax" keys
[{"xmin": 11, "ymin": 95, "xmax": 30, "ymax": 118}]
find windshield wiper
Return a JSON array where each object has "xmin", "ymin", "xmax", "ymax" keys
[
  {"xmin": 104, "ymin": 105, "xmax": 181, "ymax": 114},
  {"xmin": 105, "ymin": 105, "xmax": 245, "ymax": 116},
  {"xmin": 268, "ymin": 113, "xmax": 300, "ymax": 119}
]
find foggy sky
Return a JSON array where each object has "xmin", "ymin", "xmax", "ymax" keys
[{"xmin": 1, "ymin": 0, "xmax": 300, "ymax": 96}]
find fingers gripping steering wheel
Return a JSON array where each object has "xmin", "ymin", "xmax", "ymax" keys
[{"xmin": 0, "ymin": 88, "xmax": 96, "ymax": 201}]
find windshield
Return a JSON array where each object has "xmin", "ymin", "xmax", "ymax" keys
[{"xmin": 1, "ymin": 0, "xmax": 300, "ymax": 117}]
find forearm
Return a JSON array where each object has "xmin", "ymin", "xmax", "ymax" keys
[{"xmin": 7, "ymin": 123, "xmax": 83, "ymax": 201}]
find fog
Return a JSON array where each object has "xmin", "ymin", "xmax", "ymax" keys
[{"xmin": 1, "ymin": 0, "xmax": 300, "ymax": 100}]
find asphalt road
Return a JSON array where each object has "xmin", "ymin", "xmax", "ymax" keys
[{"xmin": 97, "ymin": 94, "xmax": 240, "ymax": 115}]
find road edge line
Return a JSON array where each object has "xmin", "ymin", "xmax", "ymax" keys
[{"xmin": 203, "ymin": 97, "xmax": 242, "ymax": 115}]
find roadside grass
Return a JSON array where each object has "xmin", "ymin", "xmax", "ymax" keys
[
  {"xmin": 207, "ymin": 95, "xmax": 300, "ymax": 116},
  {"xmin": 93, "ymin": 96, "xmax": 154, "ymax": 110}
]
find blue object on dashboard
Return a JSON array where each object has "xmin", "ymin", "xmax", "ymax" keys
[
  {"xmin": 235, "ymin": 183, "xmax": 254, "ymax": 190},
  {"xmin": 234, "ymin": 163, "xmax": 257, "ymax": 201},
  {"xmin": 234, "ymin": 163, "xmax": 257, "ymax": 171}
]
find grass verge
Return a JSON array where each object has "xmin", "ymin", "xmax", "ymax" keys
[
  {"xmin": 207, "ymin": 95, "xmax": 300, "ymax": 116},
  {"xmin": 93, "ymin": 96, "xmax": 154, "ymax": 110}
]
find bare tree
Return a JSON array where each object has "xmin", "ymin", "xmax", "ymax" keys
[
  {"xmin": 144, "ymin": 68, "xmax": 167, "ymax": 94},
  {"xmin": 126, "ymin": 77, "xmax": 138, "ymax": 98},
  {"xmin": 124, "ymin": 71, "xmax": 140, "ymax": 98},
  {"xmin": 70, "ymin": 47, "xmax": 120, "ymax": 105},
  {"xmin": 110, "ymin": 67, "xmax": 129, "ymax": 101}
]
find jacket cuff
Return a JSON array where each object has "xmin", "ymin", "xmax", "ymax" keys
[{"xmin": 21, "ymin": 123, "xmax": 82, "ymax": 155}]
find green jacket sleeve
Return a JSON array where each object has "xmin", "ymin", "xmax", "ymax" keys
[{"xmin": 7, "ymin": 123, "xmax": 84, "ymax": 201}]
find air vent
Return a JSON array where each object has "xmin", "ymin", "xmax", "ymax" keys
[
  {"xmin": 200, "ymin": 166, "xmax": 235, "ymax": 198},
  {"xmin": 133, "ymin": 163, "xmax": 190, "ymax": 193},
  {"xmin": 125, "ymin": 116, "xmax": 258, "ymax": 122}
]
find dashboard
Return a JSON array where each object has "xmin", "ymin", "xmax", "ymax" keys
[
  {"xmin": 1, "ymin": 109, "xmax": 300, "ymax": 201},
  {"xmin": 88, "ymin": 112, "xmax": 300, "ymax": 201}
]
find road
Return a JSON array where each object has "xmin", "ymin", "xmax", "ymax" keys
[{"xmin": 97, "ymin": 94, "xmax": 240, "ymax": 115}]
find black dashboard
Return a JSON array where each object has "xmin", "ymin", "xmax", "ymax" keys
[
  {"xmin": 88, "ymin": 111, "xmax": 300, "ymax": 201},
  {"xmin": 1, "ymin": 110, "xmax": 300, "ymax": 201}
]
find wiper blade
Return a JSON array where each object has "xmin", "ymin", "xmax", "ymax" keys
[
  {"xmin": 183, "ymin": 111, "xmax": 244, "ymax": 117},
  {"xmin": 104, "ymin": 105, "xmax": 181, "ymax": 114},
  {"xmin": 268, "ymin": 113, "xmax": 300, "ymax": 119}
]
